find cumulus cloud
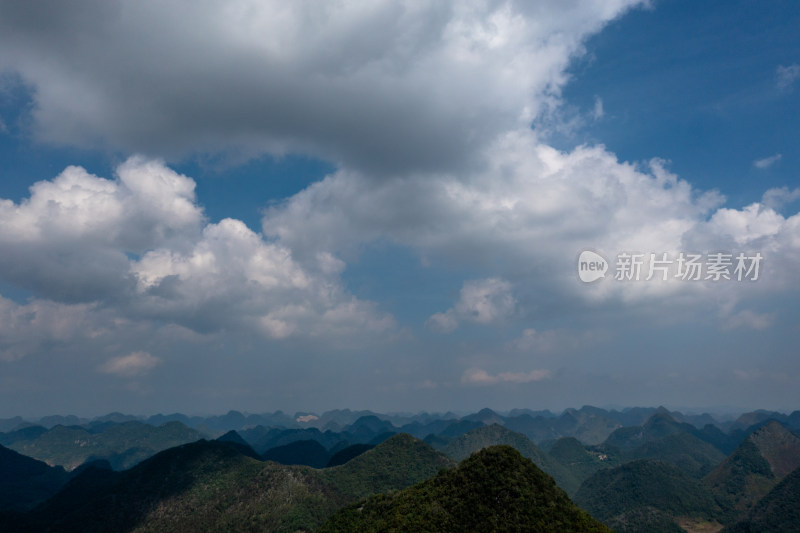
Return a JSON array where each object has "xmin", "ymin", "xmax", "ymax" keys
[
  {"xmin": 0, "ymin": 157, "xmax": 202, "ymax": 302},
  {"xmin": 427, "ymin": 278, "xmax": 515, "ymax": 332},
  {"xmin": 12, "ymin": 0, "xmax": 745, "ymax": 344},
  {"xmin": 265, "ymin": 132, "xmax": 723, "ymax": 264},
  {"xmin": 761, "ymin": 187, "xmax": 800, "ymax": 211},
  {"xmin": 99, "ymin": 351, "xmax": 161, "ymax": 378},
  {"xmin": 130, "ymin": 217, "xmax": 395, "ymax": 337},
  {"xmin": 753, "ymin": 153, "xmax": 782, "ymax": 169},
  {"xmin": 264, "ymin": 127, "xmax": 800, "ymax": 324},
  {"xmin": 0, "ymin": 158, "xmax": 395, "ymax": 345},
  {"xmin": 0, "ymin": 0, "xmax": 642, "ymax": 174},
  {"xmin": 461, "ymin": 367, "xmax": 550, "ymax": 386},
  {"xmin": 702, "ymin": 204, "xmax": 786, "ymax": 245}
]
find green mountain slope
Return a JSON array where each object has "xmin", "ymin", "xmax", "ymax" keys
[
  {"xmin": 7, "ymin": 421, "xmax": 206, "ymax": 470},
  {"xmin": 319, "ymin": 445, "xmax": 611, "ymax": 533},
  {"xmin": 0, "ymin": 444, "xmax": 69, "ymax": 512},
  {"xmin": 18, "ymin": 433, "xmax": 452, "ymax": 533},
  {"xmin": 441, "ymin": 424, "xmax": 581, "ymax": 494},
  {"xmin": 724, "ymin": 466, "xmax": 800, "ymax": 532},
  {"xmin": 322, "ymin": 433, "xmax": 454, "ymax": 500},
  {"xmin": 548, "ymin": 437, "xmax": 621, "ymax": 484},
  {"xmin": 215, "ymin": 430, "xmax": 251, "ymax": 448},
  {"xmin": 0, "ymin": 425, "xmax": 48, "ymax": 446},
  {"xmin": 325, "ymin": 443, "xmax": 373, "ymax": 467},
  {"xmin": 705, "ymin": 421, "xmax": 800, "ymax": 522},
  {"xmin": 262, "ymin": 439, "xmax": 330, "ymax": 468},
  {"xmin": 574, "ymin": 459, "xmax": 722, "ymax": 533},
  {"xmin": 747, "ymin": 422, "xmax": 800, "ymax": 478},
  {"xmin": 604, "ymin": 412, "xmax": 700, "ymax": 452},
  {"xmin": 552, "ymin": 407, "xmax": 623, "ymax": 445},
  {"xmin": 15, "ymin": 463, "xmax": 121, "ymax": 532},
  {"xmin": 630, "ymin": 432, "xmax": 726, "ymax": 477}
]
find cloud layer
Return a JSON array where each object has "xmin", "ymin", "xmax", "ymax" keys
[
  {"xmin": 99, "ymin": 351, "xmax": 161, "ymax": 378},
  {"xmin": 428, "ymin": 278, "xmax": 516, "ymax": 332},
  {"xmin": 264, "ymin": 129, "xmax": 800, "ymax": 317},
  {"xmin": 0, "ymin": 1, "xmax": 798, "ymax": 414},
  {"xmin": 0, "ymin": 0, "xmax": 641, "ymax": 174},
  {"xmin": 462, "ymin": 367, "xmax": 550, "ymax": 386},
  {"xmin": 0, "ymin": 158, "xmax": 394, "ymax": 359}
]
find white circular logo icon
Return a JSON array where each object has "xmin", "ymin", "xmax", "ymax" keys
[{"xmin": 577, "ymin": 250, "xmax": 608, "ymax": 283}]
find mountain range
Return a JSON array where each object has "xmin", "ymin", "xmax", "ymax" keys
[
  {"xmin": 4, "ymin": 434, "xmax": 452, "ymax": 532},
  {"xmin": 319, "ymin": 445, "xmax": 611, "ymax": 532},
  {"xmin": 2, "ymin": 406, "xmax": 799, "ymax": 532}
]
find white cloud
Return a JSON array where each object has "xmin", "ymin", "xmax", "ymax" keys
[
  {"xmin": 776, "ymin": 64, "xmax": 800, "ymax": 91},
  {"xmin": 0, "ymin": 2, "xmax": 797, "ymax": 414},
  {"xmin": 0, "ymin": 157, "xmax": 201, "ymax": 246},
  {"xmin": 427, "ymin": 312, "xmax": 460, "ymax": 334},
  {"xmin": 427, "ymin": 278, "xmax": 515, "ymax": 332},
  {"xmin": 0, "ymin": 158, "xmax": 395, "ymax": 345},
  {"xmin": 761, "ymin": 187, "xmax": 800, "ymax": 211},
  {"xmin": 265, "ymin": 132, "xmax": 723, "ymax": 263},
  {"xmin": 99, "ymin": 351, "xmax": 161, "ymax": 378},
  {"xmin": 461, "ymin": 367, "xmax": 550, "ymax": 386},
  {"xmin": 265, "ymin": 127, "xmax": 800, "ymax": 324},
  {"xmin": 0, "ymin": 157, "xmax": 203, "ymax": 302},
  {"xmin": 753, "ymin": 153, "xmax": 781, "ymax": 169},
  {"xmin": 592, "ymin": 96, "xmax": 604, "ymax": 120},
  {"xmin": 0, "ymin": 1, "xmax": 643, "ymax": 174},
  {"xmin": 0, "ymin": 296, "xmax": 108, "ymax": 362},
  {"xmin": 130, "ymin": 217, "xmax": 395, "ymax": 338},
  {"xmin": 703, "ymin": 204, "xmax": 786, "ymax": 245}
]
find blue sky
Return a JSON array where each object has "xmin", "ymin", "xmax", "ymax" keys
[
  {"xmin": 558, "ymin": 0, "xmax": 800, "ymax": 207},
  {"xmin": 0, "ymin": 0, "xmax": 798, "ymax": 417}
]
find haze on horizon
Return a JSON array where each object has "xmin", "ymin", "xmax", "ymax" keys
[{"xmin": 0, "ymin": 0, "xmax": 798, "ymax": 418}]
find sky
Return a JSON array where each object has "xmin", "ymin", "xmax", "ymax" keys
[{"xmin": 0, "ymin": 0, "xmax": 798, "ymax": 418}]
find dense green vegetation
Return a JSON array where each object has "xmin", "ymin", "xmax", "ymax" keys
[
  {"xmin": 724, "ymin": 466, "xmax": 800, "ymax": 532},
  {"xmin": 604, "ymin": 413, "xmax": 708, "ymax": 452},
  {"xmin": 319, "ymin": 445, "xmax": 611, "ymax": 532},
  {"xmin": 441, "ymin": 424, "xmax": 581, "ymax": 495},
  {"xmin": 215, "ymin": 430, "xmax": 252, "ymax": 449},
  {"xmin": 604, "ymin": 507, "xmax": 687, "ymax": 533},
  {"xmin": 0, "ymin": 425, "xmax": 48, "ymax": 446},
  {"xmin": 262, "ymin": 439, "xmax": 331, "ymax": 468},
  {"xmin": 0, "ymin": 444, "xmax": 69, "ymax": 511},
  {"xmin": 629, "ymin": 432, "xmax": 726, "ymax": 477},
  {"xmin": 8, "ymin": 434, "xmax": 453, "ymax": 533},
  {"xmin": 745, "ymin": 421, "xmax": 800, "ymax": 478},
  {"xmin": 3, "ymin": 408, "xmax": 799, "ymax": 532},
  {"xmin": 548, "ymin": 437, "xmax": 621, "ymax": 484},
  {"xmin": 574, "ymin": 459, "xmax": 722, "ymax": 531},
  {"xmin": 6, "ymin": 421, "xmax": 206, "ymax": 470},
  {"xmin": 705, "ymin": 422, "xmax": 800, "ymax": 522},
  {"xmin": 321, "ymin": 433, "xmax": 454, "ymax": 500},
  {"xmin": 326, "ymin": 443, "xmax": 374, "ymax": 467},
  {"xmin": 706, "ymin": 438, "xmax": 775, "ymax": 517}
]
